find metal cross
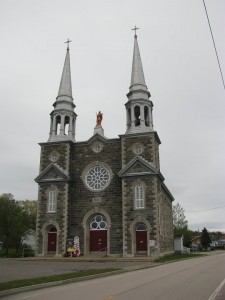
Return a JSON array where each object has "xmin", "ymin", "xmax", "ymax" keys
[
  {"xmin": 65, "ymin": 38, "xmax": 72, "ymax": 49},
  {"xmin": 132, "ymin": 26, "xmax": 140, "ymax": 37}
]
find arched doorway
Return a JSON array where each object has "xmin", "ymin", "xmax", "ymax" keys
[
  {"xmin": 48, "ymin": 226, "xmax": 57, "ymax": 253},
  {"xmin": 90, "ymin": 215, "xmax": 107, "ymax": 252},
  {"xmin": 136, "ymin": 223, "xmax": 147, "ymax": 253}
]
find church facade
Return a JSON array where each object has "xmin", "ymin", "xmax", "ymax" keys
[{"xmin": 35, "ymin": 34, "xmax": 174, "ymax": 257}]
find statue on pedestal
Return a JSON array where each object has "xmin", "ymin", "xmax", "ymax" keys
[{"xmin": 96, "ymin": 111, "xmax": 103, "ymax": 128}]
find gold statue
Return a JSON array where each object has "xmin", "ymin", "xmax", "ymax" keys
[{"xmin": 96, "ymin": 111, "xmax": 103, "ymax": 128}]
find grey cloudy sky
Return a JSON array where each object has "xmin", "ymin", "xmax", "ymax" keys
[{"xmin": 0, "ymin": 0, "xmax": 224, "ymax": 232}]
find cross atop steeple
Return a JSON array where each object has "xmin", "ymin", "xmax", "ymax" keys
[
  {"xmin": 65, "ymin": 38, "xmax": 72, "ymax": 50},
  {"xmin": 132, "ymin": 26, "xmax": 140, "ymax": 38}
]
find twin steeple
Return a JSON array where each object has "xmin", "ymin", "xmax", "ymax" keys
[
  {"xmin": 48, "ymin": 41, "xmax": 77, "ymax": 142},
  {"xmin": 125, "ymin": 29, "xmax": 154, "ymax": 134},
  {"xmin": 47, "ymin": 31, "xmax": 153, "ymax": 142}
]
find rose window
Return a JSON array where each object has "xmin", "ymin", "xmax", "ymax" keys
[{"xmin": 85, "ymin": 165, "xmax": 110, "ymax": 191}]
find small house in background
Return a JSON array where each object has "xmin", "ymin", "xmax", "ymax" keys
[
  {"xmin": 191, "ymin": 235, "xmax": 201, "ymax": 251},
  {"xmin": 22, "ymin": 229, "xmax": 36, "ymax": 250},
  {"xmin": 174, "ymin": 236, "xmax": 190, "ymax": 254}
]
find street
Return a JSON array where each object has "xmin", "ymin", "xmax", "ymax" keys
[{"xmin": 1, "ymin": 253, "xmax": 225, "ymax": 300}]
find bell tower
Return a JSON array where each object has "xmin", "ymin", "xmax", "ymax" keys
[
  {"xmin": 125, "ymin": 28, "xmax": 154, "ymax": 134},
  {"xmin": 48, "ymin": 40, "xmax": 77, "ymax": 142}
]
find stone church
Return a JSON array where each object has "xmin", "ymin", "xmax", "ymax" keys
[{"xmin": 35, "ymin": 33, "xmax": 174, "ymax": 257}]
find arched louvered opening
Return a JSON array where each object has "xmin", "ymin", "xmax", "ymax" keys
[
  {"xmin": 55, "ymin": 115, "xmax": 61, "ymax": 135},
  {"xmin": 64, "ymin": 116, "xmax": 70, "ymax": 135},
  {"xmin": 144, "ymin": 106, "xmax": 149, "ymax": 126},
  {"xmin": 134, "ymin": 106, "xmax": 140, "ymax": 126},
  {"xmin": 127, "ymin": 108, "xmax": 131, "ymax": 128}
]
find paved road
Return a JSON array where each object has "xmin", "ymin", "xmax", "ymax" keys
[{"xmin": 1, "ymin": 253, "xmax": 225, "ymax": 300}]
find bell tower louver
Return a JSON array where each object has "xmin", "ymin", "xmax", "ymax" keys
[{"xmin": 48, "ymin": 41, "xmax": 77, "ymax": 142}]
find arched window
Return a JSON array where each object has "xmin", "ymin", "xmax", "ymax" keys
[
  {"xmin": 48, "ymin": 189, "xmax": 57, "ymax": 212},
  {"xmin": 90, "ymin": 215, "xmax": 107, "ymax": 230},
  {"xmin": 135, "ymin": 183, "xmax": 145, "ymax": 209},
  {"xmin": 136, "ymin": 223, "xmax": 147, "ymax": 231}
]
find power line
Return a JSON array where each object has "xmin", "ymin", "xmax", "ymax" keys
[
  {"xmin": 186, "ymin": 205, "xmax": 225, "ymax": 213},
  {"xmin": 203, "ymin": 0, "xmax": 225, "ymax": 90}
]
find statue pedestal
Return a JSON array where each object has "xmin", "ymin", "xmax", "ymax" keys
[{"xmin": 94, "ymin": 126, "xmax": 104, "ymax": 136}]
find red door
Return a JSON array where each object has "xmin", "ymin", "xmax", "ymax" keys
[
  {"xmin": 90, "ymin": 230, "xmax": 107, "ymax": 252},
  {"xmin": 48, "ymin": 232, "xmax": 57, "ymax": 252},
  {"xmin": 136, "ymin": 230, "xmax": 147, "ymax": 252}
]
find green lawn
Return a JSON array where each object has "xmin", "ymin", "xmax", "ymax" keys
[
  {"xmin": 0, "ymin": 268, "xmax": 119, "ymax": 291},
  {"xmin": 155, "ymin": 253, "xmax": 206, "ymax": 263}
]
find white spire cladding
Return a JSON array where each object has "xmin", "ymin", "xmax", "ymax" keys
[
  {"xmin": 125, "ymin": 31, "xmax": 154, "ymax": 134},
  {"xmin": 48, "ymin": 41, "xmax": 77, "ymax": 142},
  {"xmin": 57, "ymin": 42, "xmax": 73, "ymax": 100},
  {"xmin": 130, "ymin": 33, "xmax": 146, "ymax": 90}
]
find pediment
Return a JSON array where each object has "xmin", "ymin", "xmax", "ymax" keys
[
  {"xmin": 87, "ymin": 133, "xmax": 108, "ymax": 145},
  {"xmin": 118, "ymin": 156, "xmax": 160, "ymax": 178},
  {"xmin": 34, "ymin": 163, "xmax": 69, "ymax": 183}
]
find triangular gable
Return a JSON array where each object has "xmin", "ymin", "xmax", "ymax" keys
[
  {"xmin": 35, "ymin": 163, "xmax": 69, "ymax": 183},
  {"xmin": 87, "ymin": 133, "xmax": 109, "ymax": 145},
  {"xmin": 118, "ymin": 156, "xmax": 163, "ymax": 178}
]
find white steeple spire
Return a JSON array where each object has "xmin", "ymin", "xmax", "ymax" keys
[
  {"xmin": 57, "ymin": 40, "xmax": 73, "ymax": 100},
  {"xmin": 130, "ymin": 33, "xmax": 147, "ymax": 90},
  {"xmin": 125, "ymin": 29, "xmax": 154, "ymax": 134},
  {"xmin": 48, "ymin": 40, "xmax": 77, "ymax": 142}
]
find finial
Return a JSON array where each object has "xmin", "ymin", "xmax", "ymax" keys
[
  {"xmin": 65, "ymin": 38, "xmax": 72, "ymax": 50},
  {"xmin": 132, "ymin": 26, "xmax": 140, "ymax": 38}
]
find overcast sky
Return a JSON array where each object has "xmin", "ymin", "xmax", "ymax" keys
[{"xmin": 0, "ymin": 0, "xmax": 224, "ymax": 232}]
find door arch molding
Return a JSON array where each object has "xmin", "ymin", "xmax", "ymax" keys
[
  {"xmin": 82, "ymin": 208, "xmax": 111, "ymax": 255},
  {"xmin": 129, "ymin": 217, "xmax": 151, "ymax": 256},
  {"xmin": 41, "ymin": 220, "xmax": 61, "ymax": 256}
]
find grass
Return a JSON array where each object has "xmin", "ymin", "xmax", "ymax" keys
[
  {"xmin": 0, "ymin": 248, "xmax": 20, "ymax": 258},
  {"xmin": 155, "ymin": 253, "xmax": 206, "ymax": 263},
  {"xmin": 0, "ymin": 268, "xmax": 118, "ymax": 291}
]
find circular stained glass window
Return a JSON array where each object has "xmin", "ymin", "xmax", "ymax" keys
[
  {"xmin": 90, "ymin": 215, "xmax": 107, "ymax": 230},
  {"xmin": 85, "ymin": 165, "xmax": 110, "ymax": 191}
]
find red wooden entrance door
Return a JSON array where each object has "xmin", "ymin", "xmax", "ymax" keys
[
  {"xmin": 48, "ymin": 227, "xmax": 57, "ymax": 252},
  {"xmin": 136, "ymin": 224, "xmax": 147, "ymax": 252},
  {"xmin": 90, "ymin": 230, "xmax": 107, "ymax": 252}
]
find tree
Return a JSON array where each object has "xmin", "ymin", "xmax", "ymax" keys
[
  {"xmin": 19, "ymin": 200, "xmax": 37, "ymax": 230},
  {"xmin": 173, "ymin": 203, "xmax": 190, "ymax": 246},
  {"xmin": 173, "ymin": 203, "xmax": 188, "ymax": 229},
  {"xmin": 201, "ymin": 227, "xmax": 211, "ymax": 249},
  {"xmin": 0, "ymin": 194, "xmax": 37, "ymax": 256}
]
